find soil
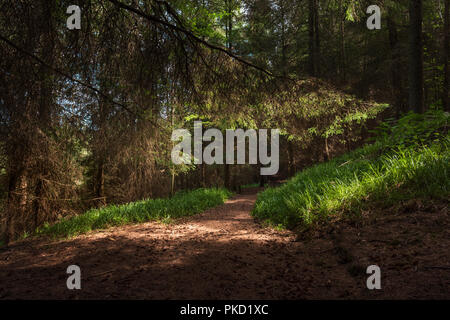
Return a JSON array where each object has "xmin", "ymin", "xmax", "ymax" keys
[{"xmin": 0, "ymin": 187, "xmax": 448, "ymax": 299}]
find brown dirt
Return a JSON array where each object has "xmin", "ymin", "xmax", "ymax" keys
[{"xmin": 0, "ymin": 188, "xmax": 448, "ymax": 299}]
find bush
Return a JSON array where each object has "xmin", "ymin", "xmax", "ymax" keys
[{"xmin": 372, "ymin": 110, "xmax": 448, "ymax": 150}]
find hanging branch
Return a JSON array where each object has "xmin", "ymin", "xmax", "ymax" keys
[
  {"xmin": 106, "ymin": 0, "xmax": 276, "ymax": 78},
  {"xmin": 0, "ymin": 33, "xmax": 165, "ymax": 130}
]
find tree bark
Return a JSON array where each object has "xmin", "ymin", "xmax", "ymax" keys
[
  {"xmin": 308, "ymin": 0, "xmax": 320, "ymax": 76},
  {"xmin": 201, "ymin": 163, "xmax": 206, "ymax": 187},
  {"xmin": 308, "ymin": 0, "xmax": 315, "ymax": 76},
  {"xmin": 408, "ymin": 0, "xmax": 424, "ymax": 113},
  {"xmin": 388, "ymin": 14, "xmax": 405, "ymax": 117},
  {"xmin": 444, "ymin": 0, "xmax": 449, "ymax": 111},
  {"xmin": 324, "ymin": 137, "xmax": 330, "ymax": 161},
  {"xmin": 280, "ymin": 0, "xmax": 287, "ymax": 77},
  {"xmin": 33, "ymin": 0, "xmax": 55, "ymax": 228},
  {"xmin": 287, "ymin": 140, "xmax": 294, "ymax": 177},
  {"xmin": 224, "ymin": 164, "xmax": 231, "ymax": 189},
  {"xmin": 225, "ymin": 0, "xmax": 233, "ymax": 50},
  {"xmin": 95, "ymin": 161, "xmax": 105, "ymax": 205},
  {"xmin": 339, "ymin": 0, "xmax": 346, "ymax": 82},
  {"xmin": 4, "ymin": 170, "xmax": 27, "ymax": 244},
  {"xmin": 314, "ymin": 0, "xmax": 320, "ymax": 75},
  {"xmin": 171, "ymin": 102, "xmax": 176, "ymax": 196}
]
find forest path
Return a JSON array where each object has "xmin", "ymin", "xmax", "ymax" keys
[
  {"xmin": 0, "ymin": 188, "xmax": 448, "ymax": 299},
  {"xmin": 0, "ymin": 188, "xmax": 358, "ymax": 299}
]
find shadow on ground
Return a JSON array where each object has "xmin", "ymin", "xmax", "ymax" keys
[{"xmin": 0, "ymin": 192, "xmax": 448, "ymax": 299}]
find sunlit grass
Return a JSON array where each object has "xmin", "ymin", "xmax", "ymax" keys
[
  {"xmin": 252, "ymin": 137, "xmax": 449, "ymax": 229},
  {"xmin": 37, "ymin": 188, "xmax": 232, "ymax": 239}
]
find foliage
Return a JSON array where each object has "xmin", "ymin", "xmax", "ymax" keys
[
  {"xmin": 1, "ymin": 0, "xmax": 448, "ymax": 242},
  {"xmin": 36, "ymin": 188, "xmax": 232, "ymax": 239},
  {"xmin": 254, "ymin": 79, "xmax": 388, "ymax": 146},
  {"xmin": 371, "ymin": 110, "xmax": 449, "ymax": 150},
  {"xmin": 252, "ymin": 112, "xmax": 450, "ymax": 229}
]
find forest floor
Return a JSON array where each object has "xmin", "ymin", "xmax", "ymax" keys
[{"xmin": 0, "ymin": 187, "xmax": 448, "ymax": 299}]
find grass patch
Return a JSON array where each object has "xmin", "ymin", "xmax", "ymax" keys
[
  {"xmin": 252, "ymin": 111, "xmax": 449, "ymax": 229},
  {"xmin": 37, "ymin": 187, "xmax": 232, "ymax": 239}
]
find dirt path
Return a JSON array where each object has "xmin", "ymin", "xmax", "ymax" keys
[{"xmin": 0, "ymin": 188, "xmax": 448, "ymax": 299}]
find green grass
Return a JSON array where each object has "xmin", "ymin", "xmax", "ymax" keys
[
  {"xmin": 252, "ymin": 112, "xmax": 449, "ymax": 229},
  {"xmin": 37, "ymin": 187, "xmax": 232, "ymax": 239}
]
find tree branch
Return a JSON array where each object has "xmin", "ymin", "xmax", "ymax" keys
[
  {"xmin": 106, "ymin": 0, "xmax": 276, "ymax": 78},
  {"xmin": 0, "ymin": 33, "xmax": 164, "ymax": 130}
]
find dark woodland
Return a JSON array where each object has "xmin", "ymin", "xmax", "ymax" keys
[{"xmin": 0, "ymin": 0, "xmax": 448, "ymax": 301}]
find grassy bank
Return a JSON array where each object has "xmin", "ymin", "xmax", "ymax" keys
[
  {"xmin": 37, "ymin": 187, "xmax": 232, "ymax": 239},
  {"xmin": 252, "ymin": 111, "xmax": 449, "ymax": 229}
]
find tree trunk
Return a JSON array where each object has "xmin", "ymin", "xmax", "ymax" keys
[
  {"xmin": 324, "ymin": 137, "xmax": 330, "ymax": 161},
  {"xmin": 201, "ymin": 163, "xmax": 206, "ymax": 187},
  {"xmin": 215, "ymin": 166, "xmax": 221, "ymax": 188},
  {"xmin": 259, "ymin": 169, "xmax": 266, "ymax": 187},
  {"xmin": 287, "ymin": 140, "xmax": 294, "ymax": 177},
  {"xmin": 33, "ymin": 179, "xmax": 43, "ymax": 229},
  {"xmin": 308, "ymin": 0, "xmax": 315, "ymax": 76},
  {"xmin": 171, "ymin": 172, "xmax": 175, "ymax": 196},
  {"xmin": 33, "ymin": 0, "xmax": 55, "ymax": 228},
  {"xmin": 314, "ymin": 0, "xmax": 320, "ymax": 75},
  {"xmin": 224, "ymin": 164, "xmax": 230, "ymax": 189},
  {"xmin": 280, "ymin": 0, "xmax": 287, "ymax": 77},
  {"xmin": 171, "ymin": 102, "xmax": 176, "ymax": 196},
  {"xmin": 95, "ymin": 161, "xmax": 105, "ymax": 205},
  {"xmin": 4, "ymin": 0, "xmax": 56, "ymax": 243},
  {"xmin": 4, "ymin": 169, "xmax": 28, "ymax": 244},
  {"xmin": 444, "ymin": 0, "xmax": 449, "ymax": 111},
  {"xmin": 223, "ymin": 0, "xmax": 232, "ymax": 190},
  {"xmin": 339, "ymin": 0, "xmax": 346, "ymax": 82},
  {"xmin": 388, "ymin": 14, "xmax": 405, "ymax": 117},
  {"xmin": 408, "ymin": 0, "xmax": 424, "ymax": 113},
  {"xmin": 308, "ymin": 0, "xmax": 320, "ymax": 76},
  {"xmin": 226, "ymin": 0, "xmax": 233, "ymax": 50}
]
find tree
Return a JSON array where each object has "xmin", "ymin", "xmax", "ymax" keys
[
  {"xmin": 408, "ymin": 0, "xmax": 424, "ymax": 113},
  {"xmin": 387, "ymin": 6, "xmax": 405, "ymax": 117},
  {"xmin": 444, "ymin": 0, "xmax": 449, "ymax": 111},
  {"xmin": 0, "ymin": 0, "xmax": 447, "ymax": 243},
  {"xmin": 308, "ymin": 0, "xmax": 320, "ymax": 76}
]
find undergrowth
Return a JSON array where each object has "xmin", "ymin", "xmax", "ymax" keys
[
  {"xmin": 252, "ymin": 110, "xmax": 449, "ymax": 229},
  {"xmin": 37, "ymin": 187, "xmax": 232, "ymax": 239}
]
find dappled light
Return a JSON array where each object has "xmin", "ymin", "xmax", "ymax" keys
[{"xmin": 0, "ymin": 0, "xmax": 448, "ymax": 302}]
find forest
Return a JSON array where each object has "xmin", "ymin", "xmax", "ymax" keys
[{"xmin": 0, "ymin": 0, "xmax": 448, "ymax": 300}]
